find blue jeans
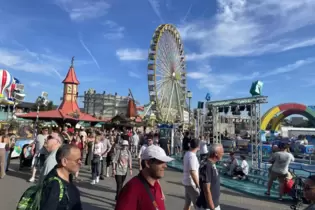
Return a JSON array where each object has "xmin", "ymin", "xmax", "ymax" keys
[
  {"xmin": 91, "ymin": 156, "xmax": 100, "ymax": 180},
  {"xmin": 4, "ymin": 151, "xmax": 9, "ymax": 171}
]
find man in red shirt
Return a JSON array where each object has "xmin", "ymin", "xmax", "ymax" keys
[{"xmin": 115, "ymin": 145, "xmax": 174, "ymax": 210}]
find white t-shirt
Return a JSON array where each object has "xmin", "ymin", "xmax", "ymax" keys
[
  {"xmin": 199, "ymin": 140, "xmax": 208, "ymax": 155},
  {"xmin": 93, "ymin": 142, "xmax": 104, "ymax": 156},
  {"xmin": 241, "ymin": 160, "xmax": 249, "ymax": 175},
  {"xmin": 132, "ymin": 134, "xmax": 139, "ymax": 146},
  {"xmin": 182, "ymin": 151, "xmax": 199, "ymax": 186},
  {"xmin": 138, "ymin": 144, "xmax": 148, "ymax": 158}
]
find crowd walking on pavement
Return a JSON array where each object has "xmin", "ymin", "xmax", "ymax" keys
[
  {"xmin": 11, "ymin": 124, "xmax": 175, "ymax": 210},
  {"xmin": 1, "ymin": 123, "xmax": 313, "ymax": 210}
]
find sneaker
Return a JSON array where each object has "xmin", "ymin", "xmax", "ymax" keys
[
  {"xmin": 96, "ymin": 176, "xmax": 100, "ymax": 183},
  {"xmin": 232, "ymin": 176, "xmax": 238, "ymax": 180},
  {"xmin": 29, "ymin": 177, "xmax": 35, "ymax": 183},
  {"xmin": 91, "ymin": 180, "xmax": 96, "ymax": 185},
  {"xmin": 106, "ymin": 173, "xmax": 109, "ymax": 177},
  {"xmin": 100, "ymin": 176, "xmax": 104, "ymax": 180}
]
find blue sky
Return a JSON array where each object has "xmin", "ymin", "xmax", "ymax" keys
[{"xmin": 0, "ymin": 0, "xmax": 315, "ymax": 114}]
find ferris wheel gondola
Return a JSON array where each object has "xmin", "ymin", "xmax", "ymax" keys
[{"xmin": 147, "ymin": 24, "xmax": 187, "ymax": 123}]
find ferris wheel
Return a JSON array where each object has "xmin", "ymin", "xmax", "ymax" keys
[{"xmin": 147, "ymin": 24, "xmax": 187, "ymax": 123}]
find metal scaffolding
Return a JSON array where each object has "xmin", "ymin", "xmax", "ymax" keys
[{"xmin": 206, "ymin": 96, "xmax": 268, "ymax": 168}]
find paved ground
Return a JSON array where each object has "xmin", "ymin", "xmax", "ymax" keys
[{"xmin": 0, "ymin": 159, "xmax": 304, "ymax": 210}]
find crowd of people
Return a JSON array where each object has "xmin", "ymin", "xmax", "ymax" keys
[
  {"xmin": 2, "ymin": 123, "xmax": 315, "ymax": 210},
  {"xmin": 13, "ymin": 124, "xmax": 176, "ymax": 210},
  {"xmin": 180, "ymin": 133, "xmax": 315, "ymax": 210}
]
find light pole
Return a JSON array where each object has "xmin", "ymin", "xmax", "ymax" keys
[
  {"xmin": 187, "ymin": 90, "xmax": 192, "ymax": 129},
  {"xmin": 34, "ymin": 92, "xmax": 49, "ymax": 138}
]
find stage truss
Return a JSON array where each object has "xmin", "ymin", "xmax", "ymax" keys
[{"xmin": 206, "ymin": 96, "xmax": 268, "ymax": 169}]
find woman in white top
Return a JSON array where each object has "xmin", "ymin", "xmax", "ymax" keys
[
  {"xmin": 91, "ymin": 135, "xmax": 104, "ymax": 185},
  {"xmin": 199, "ymin": 135, "xmax": 208, "ymax": 161},
  {"xmin": 0, "ymin": 136, "xmax": 8, "ymax": 178}
]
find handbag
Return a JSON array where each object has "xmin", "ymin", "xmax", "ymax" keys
[{"xmin": 137, "ymin": 174, "xmax": 159, "ymax": 210}]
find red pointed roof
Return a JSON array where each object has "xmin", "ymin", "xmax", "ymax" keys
[
  {"xmin": 18, "ymin": 57, "xmax": 100, "ymax": 122},
  {"xmin": 63, "ymin": 65, "xmax": 79, "ymax": 84}
]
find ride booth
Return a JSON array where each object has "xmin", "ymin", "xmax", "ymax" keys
[{"xmin": 158, "ymin": 124, "xmax": 175, "ymax": 156}]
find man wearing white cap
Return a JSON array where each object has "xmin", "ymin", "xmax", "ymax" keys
[{"xmin": 115, "ymin": 145, "xmax": 173, "ymax": 210}]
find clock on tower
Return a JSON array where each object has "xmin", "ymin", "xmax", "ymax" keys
[
  {"xmin": 60, "ymin": 57, "xmax": 80, "ymax": 111},
  {"xmin": 67, "ymin": 84, "xmax": 72, "ymax": 94}
]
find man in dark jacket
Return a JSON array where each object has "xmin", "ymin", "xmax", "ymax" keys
[
  {"xmin": 40, "ymin": 144, "xmax": 82, "ymax": 210},
  {"xmin": 182, "ymin": 131, "xmax": 191, "ymax": 158}
]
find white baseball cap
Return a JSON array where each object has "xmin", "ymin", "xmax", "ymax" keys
[
  {"xmin": 122, "ymin": 140, "xmax": 129, "ymax": 146},
  {"xmin": 141, "ymin": 145, "xmax": 174, "ymax": 162}
]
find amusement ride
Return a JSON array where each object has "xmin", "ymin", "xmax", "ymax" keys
[{"xmin": 146, "ymin": 24, "xmax": 188, "ymax": 124}]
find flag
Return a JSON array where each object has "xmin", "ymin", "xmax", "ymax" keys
[{"xmin": 205, "ymin": 93, "xmax": 211, "ymax": 101}]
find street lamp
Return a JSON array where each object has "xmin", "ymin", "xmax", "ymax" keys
[
  {"xmin": 187, "ymin": 90, "xmax": 192, "ymax": 128},
  {"xmin": 34, "ymin": 92, "xmax": 49, "ymax": 137}
]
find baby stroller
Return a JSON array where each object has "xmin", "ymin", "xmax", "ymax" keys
[
  {"xmin": 289, "ymin": 175, "xmax": 310, "ymax": 210},
  {"xmin": 19, "ymin": 144, "xmax": 33, "ymax": 170}
]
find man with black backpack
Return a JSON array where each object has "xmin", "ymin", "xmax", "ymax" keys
[
  {"xmin": 40, "ymin": 144, "xmax": 82, "ymax": 210},
  {"xmin": 17, "ymin": 144, "xmax": 82, "ymax": 210}
]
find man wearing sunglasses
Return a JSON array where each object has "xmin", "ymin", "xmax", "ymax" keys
[
  {"xmin": 138, "ymin": 137, "xmax": 154, "ymax": 171},
  {"xmin": 116, "ymin": 145, "xmax": 173, "ymax": 210},
  {"xmin": 39, "ymin": 133, "xmax": 62, "ymax": 183}
]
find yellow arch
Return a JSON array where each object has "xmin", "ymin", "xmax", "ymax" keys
[
  {"xmin": 260, "ymin": 106, "xmax": 281, "ymax": 130},
  {"xmin": 271, "ymin": 113, "xmax": 285, "ymax": 131}
]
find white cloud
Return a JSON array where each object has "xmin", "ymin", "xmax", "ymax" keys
[
  {"xmin": 128, "ymin": 71, "xmax": 141, "ymax": 79},
  {"xmin": 56, "ymin": 0, "xmax": 110, "ymax": 21},
  {"xmin": 29, "ymin": 81, "xmax": 41, "ymax": 87},
  {"xmin": 79, "ymin": 35, "xmax": 101, "ymax": 70},
  {"xmin": 116, "ymin": 49, "xmax": 147, "ymax": 61},
  {"xmin": 0, "ymin": 47, "xmax": 90, "ymax": 80},
  {"xmin": 262, "ymin": 57, "xmax": 315, "ymax": 77},
  {"xmin": 0, "ymin": 48, "xmax": 63, "ymax": 79},
  {"xmin": 178, "ymin": 0, "xmax": 315, "ymax": 60},
  {"xmin": 188, "ymin": 57, "xmax": 314, "ymax": 94},
  {"xmin": 103, "ymin": 20, "xmax": 125, "ymax": 40},
  {"xmin": 147, "ymin": 0, "xmax": 164, "ymax": 23}
]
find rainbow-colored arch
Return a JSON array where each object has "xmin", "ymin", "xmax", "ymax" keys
[{"xmin": 261, "ymin": 103, "xmax": 315, "ymax": 131}]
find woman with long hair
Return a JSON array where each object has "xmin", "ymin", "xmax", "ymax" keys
[
  {"xmin": 71, "ymin": 133, "xmax": 84, "ymax": 181},
  {"xmin": 5, "ymin": 134, "xmax": 15, "ymax": 172},
  {"xmin": 112, "ymin": 140, "xmax": 132, "ymax": 200},
  {"xmin": 85, "ymin": 132, "xmax": 95, "ymax": 170},
  {"xmin": 0, "ymin": 135, "xmax": 9, "ymax": 178},
  {"xmin": 91, "ymin": 135, "xmax": 103, "ymax": 185}
]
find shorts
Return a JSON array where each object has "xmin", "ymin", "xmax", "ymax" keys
[
  {"xmin": 184, "ymin": 185, "xmax": 200, "ymax": 207},
  {"xmin": 269, "ymin": 171, "xmax": 286, "ymax": 183}
]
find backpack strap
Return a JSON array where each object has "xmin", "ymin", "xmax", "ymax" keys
[
  {"xmin": 47, "ymin": 176, "xmax": 69, "ymax": 205},
  {"xmin": 137, "ymin": 174, "xmax": 159, "ymax": 210}
]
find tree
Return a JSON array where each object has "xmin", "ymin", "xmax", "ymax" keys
[{"xmin": 32, "ymin": 101, "xmax": 55, "ymax": 111}]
